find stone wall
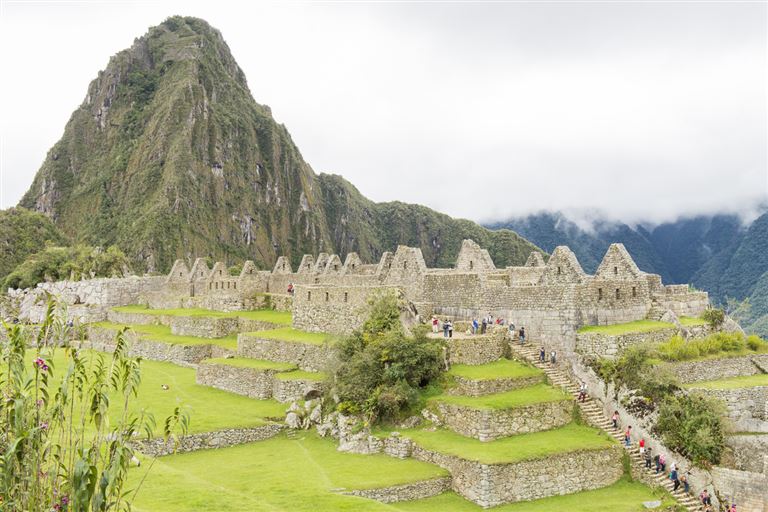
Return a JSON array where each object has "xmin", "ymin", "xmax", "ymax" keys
[
  {"xmin": 688, "ymin": 386, "xmax": 768, "ymax": 432},
  {"xmin": 710, "ymin": 467, "xmax": 768, "ymax": 512},
  {"xmin": 340, "ymin": 477, "xmax": 452, "ymax": 503},
  {"xmin": 446, "ymin": 335, "xmax": 507, "ymax": 366},
  {"xmin": 169, "ymin": 316, "xmax": 240, "ymax": 338},
  {"xmin": 665, "ymin": 355, "xmax": 766, "ymax": 384},
  {"xmin": 196, "ymin": 361, "xmax": 325, "ymax": 403},
  {"xmin": 448, "ymin": 373, "xmax": 544, "ymax": 397},
  {"xmin": 575, "ymin": 328, "xmax": 679, "ymax": 359},
  {"xmin": 434, "ymin": 400, "xmax": 572, "ymax": 441},
  {"xmin": 132, "ymin": 424, "xmax": 283, "ymax": 457},
  {"xmin": 724, "ymin": 434, "xmax": 768, "ymax": 474},
  {"xmin": 237, "ymin": 334, "xmax": 334, "ymax": 372}
]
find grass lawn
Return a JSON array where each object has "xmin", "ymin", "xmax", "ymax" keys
[
  {"xmin": 447, "ymin": 360, "xmax": 542, "ymax": 381},
  {"xmin": 113, "ymin": 305, "xmax": 292, "ymax": 325},
  {"xmin": 578, "ymin": 320, "xmax": 674, "ymax": 335},
  {"xmin": 432, "ymin": 383, "xmax": 570, "ymax": 410},
  {"xmin": 45, "ymin": 350, "xmax": 286, "ymax": 435},
  {"xmin": 202, "ymin": 357, "xmax": 297, "ymax": 372},
  {"xmin": 685, "ymin": 373, "xmax": 768, "ymax": 390},
  {"xmin": 388, "ymin": 423, "xmax": 615, "ymax": 464},
  {"xmin": 679, "ymin": 316, "xmax": 707, "ymax": 327},
  {"xmin": 245, "ymin": 326, "xmax": 335, "ymax": 346},
  {"xmin": 129, "ymin": 432, "xmax": 448, "ymax": 512},
  {"xmin": 275, "ymin": 369, "xmax": 327, "ymax": 382},
  {"xmin": 393, "ymin": 481, "xmax": 676, "ymax": 512},
  {"xmin": 94, "ymin": 322, "xmax": 238, "ymax": 350}
]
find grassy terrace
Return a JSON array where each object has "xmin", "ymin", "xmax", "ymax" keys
[
  {"xmin": 275, "ymin": 369, "xmax": 327, "ymax": 381},
  {"xmin": 202, "ymin": 357, "xmax": 297, "ymax": 372},
  {"xmin": 447, "ymin": 359, "xmax": 543, "ymax": 381},
  {"xmin": 386, "ymin": 423, "xmax": 615, "ymax": 464},
  {"xmin": 432, "ymin": 383, "xmax": 570, "ymax": 410},
  {"xmin": 93, "ymin": 322, "xmax": 238, "ymax": 350},
  {"xmin": 679, "ymin": 316, "xmax": 707, "ymax": 327},
  {"xmin": 130, "ymin": 433, "xmax": 448, "ymax": 512},
  {"xmin": 397, "ymin": 481, "xmax": 677, "ymax": 512},
  {"xmin": 244, "ymin": 326, "xmax": 335, "ymax": 345},
  {"xmin": 47, "ymin": 351, "xmax": 285, "ymax": 435},
  {"xmin": 578, "ymin": 320, "xmax": 675, "ymax": 335},
  {"xmin": 685, "ymin": 373, "xmax": 768, "ymax": 390},
  {"xmin": 112, "ymin": 305, "xmax": 292, "ymax": 325}
]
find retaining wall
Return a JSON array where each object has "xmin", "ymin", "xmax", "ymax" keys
[
  {"xmin": 237, "ymin": 334, "xmax": 334, "ymax": 372},
  {"xmin": 340, "ymin": 477, "xmax": 451, "ymax": 503},
  {"xmin": 448, "ymin": 374, "xmax": 544, "ymax": 397},
  {"xmin": 132, "ymin": 424, "xmax": 284, "ymax": 457}
]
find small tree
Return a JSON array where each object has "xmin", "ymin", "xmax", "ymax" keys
[
  {"xmin": 655, "ymin": 393, "xmax": 727, "ymax": 467},
  {"xmin": 701, "ymin": 307, "xmax": 725, "ymax": 329},
  {"xmin": 0, "ymin": 300, "xmax": 187, "ymax": 511}
]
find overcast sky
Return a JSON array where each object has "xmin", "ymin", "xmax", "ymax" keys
[{"xmin": 0, "ymin": 0, "xmax": 766, "ymax": 225}]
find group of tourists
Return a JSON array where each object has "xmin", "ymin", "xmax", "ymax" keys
[
  {"xmin": 538, "ymin": 346, "xmax": 557, "ymax": 365},
  {"xmin": 431, "ymin": 317, "xmax": 455, "ymax": 338},
  {"xmin": 430, "ymin": 314, "xmax": 527, "ymax": 342}
]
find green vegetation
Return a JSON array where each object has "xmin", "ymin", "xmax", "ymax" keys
[
  {"xmin": 396, "ymin": 481, "xmax": 677, "ymax": 512},
  {"xmin": 202, "ymin": 357, "xmax": 296, "ymax": 372},
  {"xmin": 94, "ymin": 322, "xmax": 238, "ymax": 350},
  {"xmin": 655, "ymin": 332, "xmax": 768, "ymax": 362},
  {"xmin": 247, "ymin": 326, "xmax": 334, "ymax": 345},
  {"xmin": 275, "ymin": 370, "xmax": 327, "ymax": 382},
  {"xmin": 332, "ymin": 293, "xmax": 444, "ymax": 423},
  {"xmin": 701, "ymin": 308, "xmax": 726, "ymax": 329},
  {"xmin": 655, "ymin": 393, "xmax": 728, "ymax": 466},
  {"xmin": 4, "ymin": 244, "xmax": 130, "ymax": 289},
  {"xmin": 390, "ymin": 423, "xmax": 615, "ymax": 464},
  {"xmin": 447, "ymin": 359, "xmax": 542, "ymax": 381},
  {"xmin": 0, "ymin": 207, "xmax": 68, "ymax": 284},
  {"xmin": 685, "ymin": 373, "xmax": 768, "ymax": 390},
  {"xmin": 129, "ymin": 432, "xmax": 448, "ymax": 512},
  {"xmin": 432, "ymin": 384, "xmax": 570, "ymax": 410},
  {"xmin": 678, "ymin": 316, "xmax": 707, "ymax": 327},
  {"xmin": 113, "ymin": 305, "xmax": 292, "ymax": 324},
  {"xmin": 577, "ymin": 320, "xmax": 674, "ymax": 335},
  {"xmin": 0, "ymin": 303, "xmax": 186, "ymax": 511}
]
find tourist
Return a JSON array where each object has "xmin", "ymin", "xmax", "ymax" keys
[
  {"xmin": 432, "ymin": 316, "xmax": 439, "ymax": 333},
  {"xmin": 729, "ymin": 504, "xmax": 736, "ymax": 512},
  {"xmin": 448, "ymin": 320, "xmax": 454, "ymax": 338},
  {"xmin": 287, "ymin": 283, "xmax": 294, "ymax": 295},
  {"xmin": 638, "ymin": 438, "xmax": 645, "ymax": 455},
  {"xmin": 681, "ymin": 472, "xmax": 689, "ymax": 493},
  {"xmin": 659, "ymin": 453, "xmax": 666, "ymax": 474},
  {"xmin": 653, "ymin": 453, "xmax": 661, "ymax": 473},
  {"xmin": 550, "ymin": 350, "xmax": 557, "ymax": 365},
  {"xmin": 670, "ymin": 466, "xmax": 680, "ymax": 492},
  {"xmin": 700, "ymin": 489, "xmax": 712, "ymax": 507},
  {"xmin": 624, "ymin": 426, "xmax": 632, "ymax": 447},
  {"xmin": 611, "ymin": 410, "xmax": 619, "ymax": 430},
  {"xmin": 519, "ymin": 326, "xmax": 526, "ymax": 345},
  {"xmin": 508, "ymin": 322, "xmax": 515, "ymax": 339},
  {"xmin": 644, "ymin": 448, "xmax": 652, "ymax": 469},
  {"xmin": 472, "ymin": 318, "xmax": 479, "ymax": 334},
  {"xmin": 539, "ymin": 346, "xmax": 546, "ymax": 362},
  {"xmin": 443, "ymin": 319, "xmax": 449, "ymax": 338},
  {"xmin": 578, "ymin": 381, "xmax": 588, "ymax": 402},
  {"xmin": 481, "ymin": 317, "xmax": 487, "ymax": 335}
]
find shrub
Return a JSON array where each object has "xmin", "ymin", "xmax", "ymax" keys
[
  {"xmin": 0, "ymin": 300, "xmax": 188, "ymax": 510},
  {"xmin": 701, "ymin": 308, "xmax": 725, "ymax": 329},
  {"xmin": 655, "ymin": 332, "xmax": 752, "ymax": 362},
  {"xmin": 747, "ymin": 335, "xmax": 766, "ymax": 351},
  {"xmin": 330, "ymin": 294, "xmax": 443, "ymax": 424},
  {"xmin": 655, "ymin": 393, "xmax": 727, "ymax": 467}
]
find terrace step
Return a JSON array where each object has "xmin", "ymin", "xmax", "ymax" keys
[{"xmin": 508, "ymin": 342, "xmax": 700, "ymax": 512}]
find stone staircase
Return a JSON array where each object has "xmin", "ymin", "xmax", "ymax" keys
[{"xmin": 509, "ymin": 343, "xmax": 701, "ymax": 512}]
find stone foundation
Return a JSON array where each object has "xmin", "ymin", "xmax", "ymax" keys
[
  {"xmin": 237, "ymin": 334, "xmax": 333, "ymax": 372},
  {"xmin": 196, "ymin": 361, "xmax": 325, "ymax": 402},
  {"xmin": 169, "ymin": 316, "xmax": 240, "ymax": 338},
  {"xmin": 724, "ymin": 434, "xmax": 768, "ymax": 474},
  {"xmin": 665, "ymin": 355, "xmax": 768, "ymax": 384},
  {"xmin": 340, "ymin": 476, "xmax": 452, "ymax": 503},
  {"xmin": 273, "ymin": 376, "xmax": 326, "ymax": 402},
  {"xmin": 448, "ymin": 374, "xmax": 544, "ymax": 397},
  {"xmin": 688, "ymin": 386, "xmax": 768, "ymax": 432},
  {"xmin": 434, "ymin": 400, "xmax": 573, "ymax": 441},
  {"xmin": 132, "ymin": 424, "xmax": 284, "ymax": 457},
  {"xmin": 575, "ymin": 328, "xmax": 678, "ymax": 359}
]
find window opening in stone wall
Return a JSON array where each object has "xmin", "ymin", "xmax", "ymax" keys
[
  {"xmin": 615, "ymin": 288, "xmax": 620, "ymax": 299},
  {"xmin": 403, "ymin": 261, "xmax": 407, "ymax": 269},
  {"xmin": 220, "ymin": 270, "xmax": 223, "ymax": 276},
  {"xmin": 598, "ymin": 288, "xmax": 603, "ymax": 300},
  {"xmin": 632, "ymin": 286, "xmax": 636, "ymax": 297},
  {"xmin": 209, "ymin": 283, "xmax": 212, "ymax": 290},
  {"xmin": 557, "ymin": 266, "xmax": 561, "ymax": 275},
  {"xmin": 234, "ymin": 282, "xmax": 237, "ymax": 289},
  {"xmin": 344, "ymin": 292, "xmax": 348, "ymax": 303},
  {"xmin": 325, "ymin": 292, "xmax": 329, "ymax": 302},
  {"xmin": 307, "ymin": 291, "xmax": 311, "ymax": 301},
  {"xmin": 179, "ymin": 271, "xmax": 183, "ymax": 276},
  {"xmin": 334, "ymin": 264, "xmax": 338, "ymax": 270},
  {"xmin": 614, "ymin": 266, "xmax": 618, "ymax": 275},
  {"xmin": 215, "ymin": 282, "xmax": 218, "ymax": 290},
  {"xmin": 469, "ymin": 261, "xmax": 474, "ymax": 270}
]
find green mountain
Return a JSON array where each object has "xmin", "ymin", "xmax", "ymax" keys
[
  {"xmin": 0, "ymin": 208, "xmax": 69, "ymax": 283},
  {"xmin": 19, "ymin": 16, "xmax": 539, "ymax": 273}
]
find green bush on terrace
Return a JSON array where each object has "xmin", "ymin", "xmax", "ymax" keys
[{"xmin": 656, "ymin": 331, "xmax": 768, "ymax": 362}]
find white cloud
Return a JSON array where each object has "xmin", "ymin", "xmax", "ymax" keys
[{"xmin": 0, "ymin": 0, "xmax": 765, "ymax": 224}]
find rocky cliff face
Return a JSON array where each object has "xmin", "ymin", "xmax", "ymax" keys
[{"xmin": 21, "ymin": 16, "xmax": 539, "ymax": 272}]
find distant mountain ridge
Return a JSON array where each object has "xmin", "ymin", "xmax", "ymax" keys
[
  {"xmin": 488, "ymin": 210, "xmax": 768, "ymax": 336},
  {"xmin": 18, "ymin": 16, "xmax": 539, "ymax": 275}
]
